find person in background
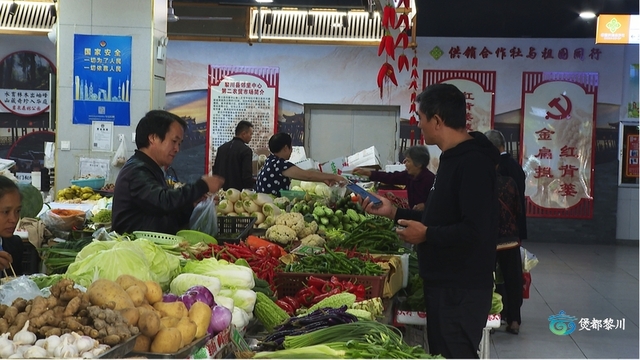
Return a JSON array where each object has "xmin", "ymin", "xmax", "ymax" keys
[
  {"xmin": 112, "ymin": 110, "xmax": 224, "ymax": 235},
  {"xmin": 494, "ymin": 171, "xmax": 524, "ymax": 335},
  {"xmin": 255, "ymin": 133, "xmax": 346, "ymax": 196},
  {"xmin": 212, "ymin": 120, "xmax": 255, "ymax": 190},
  {"xmin": 484, "ymin": 129, "xmax": 527, "ymax": 241},
  {"xmin": 0, "ymin": 176, "xmax": 23, "ymax": 277},
  {"xmin": 362, "ymin": 83, "xmax": 499, "ymax": 359},
  {"xmin": 353, "ymin": 145, "xmax": 435, "ymax": 210}
]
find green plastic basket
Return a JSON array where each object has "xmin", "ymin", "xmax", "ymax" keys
[
  {"xmin": 176, "ymin": 230, "xmax": 218, "ymax": 245},
  {"xmin": 133, "ymin": 231, "xmax": 185, "ymax": 246},
  {"xmin": 280, "ymin": 189, "xmax": 305, "ymax": 200}
]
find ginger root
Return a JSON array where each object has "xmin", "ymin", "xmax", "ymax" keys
[{"xmin": 64, "ymin": 296, "xmax": 82, "ymax": 317}]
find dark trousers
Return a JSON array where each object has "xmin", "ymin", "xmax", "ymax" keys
[
  {"xmin": 496, "ymin": 246, "xmax": 523, "ymax": 325},
  {"xmin": 424, "ymin": 286, "xmax": 492, "ymax": 359}
]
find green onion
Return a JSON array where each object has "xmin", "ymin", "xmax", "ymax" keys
[{"xmin": 252, "ymin": 345, "xmax": 346, "ymax": 359}]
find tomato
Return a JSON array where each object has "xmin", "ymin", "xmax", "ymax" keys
[
  {"xmin": 350, "ymin": 193, "xmax": 360, "ymax": 203},
  {"xmin": 267, "ymin": 244, "xmax": 281, "ymax": 258}
]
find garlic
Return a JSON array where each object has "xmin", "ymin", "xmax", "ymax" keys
[
  {"xmin": 74, "ymin": 334, "xmax": 97, "ymax": 353},
  {"xmin": 91, "ymin": 344, "xmax": 110, "ymax": 356},
  {"xmin": 82, "ymin": 350, "xmax": 96, "ymax": 358},
  {"xmin": 22, "ymin": 345, "xmax": 48, "ymax": 359},
  {"xmin": 12, "ymin": 320, "xmax": 36, "ymax": 346},
  {"xmin": 60, "ymin": 333, "xmax": 76, "ymax": 345},
  {"xmin": 53, "ymin": 337, "xmax": 79, "ymax": 359},
  {"xmin": 35, "ymin": 339, "xmax": 46, "ymax": 347},
  {"xmin": 0, "ymin": 340, "xmax": 16, "ymax": 358},
  {"xmin": 8, "ymin": 353, "xmax": 23, "ymax": 359},
  {"xmin": 44, "ymin": 334, "xmax": 61, "ymax": 354},
  {"xmin": 0, "ymin": 332, "xmax": 11, "ymax": 347}
]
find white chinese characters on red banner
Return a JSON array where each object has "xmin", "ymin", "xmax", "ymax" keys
[
  {"xmin": 423, "ymin": 70, "xmax": 495, "ymax": 134},
  {"xmin": 521, "ymin": 72, "xmax": 597, "ymax": 219},
  {"xmin": 206, "ymin": 66, "xmax": 278, "ymax": 173}
]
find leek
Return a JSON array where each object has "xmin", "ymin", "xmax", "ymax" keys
[{"xmin": 253, "ymin": 345, "xmax": 346, "ymax": 359}]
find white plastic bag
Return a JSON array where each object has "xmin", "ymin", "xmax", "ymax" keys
[
  {"xmin": 520, "ymin": 246, "xmax": 539, "ymax": 272},
  {"xmin": 0, "ymin": 276, "xmax": 43, "ymax": 305},
  {"xmin": 112, "ymin": 136, "xmax": 127, "ymax": 167},
  {"xmin": 189, "ymin": 196, "xmax": 218, "ymax": 237}
]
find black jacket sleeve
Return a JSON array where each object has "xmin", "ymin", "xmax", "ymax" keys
[
  {"xmin": 2, "ymin": 236, "xmax": 24, "ymax": 276},
  {"xmin": 241, "ymin": 146, "xmax": 255, "ymax": 190}
]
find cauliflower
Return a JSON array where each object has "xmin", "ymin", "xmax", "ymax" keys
[
  {"xmin": 296, "ymin": 220, "xmax": 318, "ymax": 238},
  {"xmin": 265, "ymin": 225, "xmax": 297, "ymax": 245},
  {"xmin": 300, "ymin": 234, "xmax": 325, "ymax": 247},
  {"xmin": 275, "ymin": 212, "xmax": 305, "ymax": 235}
]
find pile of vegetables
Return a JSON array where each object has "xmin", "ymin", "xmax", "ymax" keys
[
  {"xmin": 39, "ymin": 238, "xmax": 94, "ymax": 274},
  {"xmin": 282, "ymin": 276, "xmax": 366, "ymax": 314},
  {"xmin": 216, "ymin": 188, "xmax": 280, "ymax": 226},
  {"xmin": 264, "ymin": 212, "xmax": 319, "ymax": 246},
  {"xmin": 283, "ymin": 246, "xmax": 385, "ymax": 276},
  {"xmin": 0, "ymin": 277, "xmax": 138, "ymax": 359},
  {"xmin": 326, "ymin": 217, "xmax": 404, "ymax": 254}
]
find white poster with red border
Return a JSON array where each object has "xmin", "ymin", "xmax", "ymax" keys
[
  {"xmin": 521, "ymin": 72, "xmax": 597, "ymax": 219},
  {"xmin": 206, "ymin": 65, "xmax": 279, "ymax": 174}
]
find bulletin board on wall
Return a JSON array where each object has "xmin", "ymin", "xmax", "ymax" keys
[
  {"xmin": 206, "ymin": 65, "xmax": 279, "ymax": 174},
  {"xmin": 619, "ymin": 121, "xmax": 639, "ymax": 185}
]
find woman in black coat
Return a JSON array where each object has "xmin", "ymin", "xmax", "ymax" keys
[{"xmin": 0, "ymin": 176, "xmax": 24, "ymax": 277}]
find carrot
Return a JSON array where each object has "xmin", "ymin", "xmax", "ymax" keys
[{"xmin": 246, "ymin": 235, "xmax": 287, "ymax": 256}]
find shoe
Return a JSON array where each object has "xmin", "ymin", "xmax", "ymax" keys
[{"xmin": 505, "ymin": 323, "xmax": 520, "ymax": 335}]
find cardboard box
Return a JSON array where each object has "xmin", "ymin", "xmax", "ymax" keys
[
  {"xmin": 190, "ymin": 325, "xmax": 232, "ymax": 359},
  {"xmin": 395, "ymin": 311, "xmax": 502, "ymax": 328},
  {"xmin": 319, "ymin": 157, "xmax": 348, "ymax": 174},
  {"xmin": 373, "ymin": 254, "xmax": 404, "ymax": 299},
  {"xmin": 347, "ymin": 146, "xmax": 381, "ymax": 169},
  {"xmin": 294, "ymin": 158, "xmax": 316, "ymax": 170}
]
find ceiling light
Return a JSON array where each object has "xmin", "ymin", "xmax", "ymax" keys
[
  {"xmin": 579, "ymin": 11, "xmax": 596, "ymax": 19},
  {"xmin": 167, "ymin": 0, "xmax": 179, "ymax": 22},
  {"xmin": 8, "ymin": 2, "xmax": 18, "ymax": 16},
  {"xmin": 255, "ymin": 0, "xmax": 273, "ymax": 3}
]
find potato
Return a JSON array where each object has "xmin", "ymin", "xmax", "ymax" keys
[
  {"xmin": 133, "ymin": 334, "xmax": 151, "ymax": 352},
  {"xmin": 160, "ymin": 316, "xmax": 181, "ymax": 329},
  {"xmin": 188, "ymin": 302, "xmax": 212, "ymax": 339},
  {"xmin": 176, "ymin": 317, "xmax": 197, "ymax": 347},
  {"xmin": 126, "ymin": 286, "xmax": 146, "ymax": 307},
  {"xmin": 153, "ymin": 301, "xmax": 188, "ymax": 319},
  {"xmin": 150, "ymin": 327, "xmax": 182, "ymax": 354},
  {"xmin": 138, "ymin": 310, "xmax": 161, "ymax": 337},
  {"xmin": 87, "ymin": 279, "xmax": 134, "ymax": 310},
  {"xmin": 116, "ymin": 274, "xmax": 148, "ymax": 294},
  {"xmin": 118, "ymin": 307, "xmax": 140, "ymax": 326},
  {"xmin": 144, "ymin": 281, "xmax": 163, "ymax": 305}
]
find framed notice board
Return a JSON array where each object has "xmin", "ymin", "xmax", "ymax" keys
[{"xmin": 619, "ymin": 120, "xmax": 639, "ymax": 186}]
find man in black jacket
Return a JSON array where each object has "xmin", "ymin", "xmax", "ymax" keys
[
  {"xmin": 363, "ymin": 83, "xmax": 499, "ymax": 358},
  {"xmin": 112, "ymin": 110, "xmax": 224, "ymax": 234},
  {"xmin": 212, "ymin": 120, "xmax": 254, "ymax": 190}
]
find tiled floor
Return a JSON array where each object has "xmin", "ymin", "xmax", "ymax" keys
[{"xmin": 489, "ymin": 242, "xmax": 639, "ymax": 359}]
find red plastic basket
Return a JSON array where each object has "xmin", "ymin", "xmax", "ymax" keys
[{"xmin": 274, "ymin": 272, "xmax": 387, "ymax": 300}]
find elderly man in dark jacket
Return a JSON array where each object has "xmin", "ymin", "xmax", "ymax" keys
[{"xmin": 112, "ymin": 110, "xmax": 224, "ymax": 234}]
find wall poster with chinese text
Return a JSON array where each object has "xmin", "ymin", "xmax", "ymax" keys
[
  {"xmin": 0, "ymin": 51, "xmax": 55, "ymax": 117},
  {"xmin": 625, "ymin": 134, "xmax": 639, "ymax": 178},
  {"xmin": 73, "ymin": 34, "xmax": 132, "ymax": 125},
  {"xmin": 206, "ymin": 65, "xmax": 279, "ymax": 173},
  {"xmin": 521, "ymin": 72, "xmax": 597, "ymax": 219},
  {"xmin": 423, "ymin": 70, "xmax": 496, "ymax": 134}
]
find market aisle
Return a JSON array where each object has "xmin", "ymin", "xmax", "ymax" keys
[{"xmin": 489, "ymin": 242, "xmax": 639, "ymax": 359}]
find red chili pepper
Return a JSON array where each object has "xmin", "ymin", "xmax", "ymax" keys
[
  {"xmin": 353, "ymin": 284, "xmax": 366, "ymax": 299},
  {"xmin": 385, "ymin": 35, "xmax": 396, "ymax": 60},
  {"xmin": 307, "ymin": 276, "xmax": 329, "ymax": 290},
  {"xmin": 410, "ymin": 92, "xmax": 417, "ymax": 102},
  {"xmin": 395, "ymin": 13, "xmax": 409, "ymax": 30},
  {"xmin": 403, "ymin": 0, "xmax": 410, "ymax": 8},
  {"xmin": 295, "ymin": 288, "xmax": 315, "ymax": 307},
  {"xmin": 412, "ymin": 55, "xmax": 419, "ymax": 67},
  {"xmin": 275, "ymin": 299, "xmax": 295, "ymax": 315},
  {"xmin": 382, "ymin": 5, "xmax": 396, "ymax": 29},
  {"xmin": 409, "ymin": 79, "xmax": 418, "ymax": 90},
  {"xmin": 386, "ymin": 63, "xmax": 398, "ymax": 86},
  {"xmin": 329, "ymin": 276, "xmax": 344, "ymax": 291},
  {"xmin": 411, "ymin": 68, "xmax": 419, "ymax": 78},
  {"xmin": 410, "ymin": 103, "xmax": 416, "ymax": 113},
  {"xmin": 311, "ymin": 287, "xmax": 343, "ymax": 304},
  {"xmin": 282, "ymin": 296, "xmax": 301, "ymax": 310},
  {"xmin": 395, "ymin": 32, "xmax": 409, "ymax": 50},
  {"xmin": 397, "ymin": 54, "xmax": 409, "ymax": 72}
]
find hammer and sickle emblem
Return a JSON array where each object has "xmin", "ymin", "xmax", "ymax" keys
[{"xmin": 545, "ymin": 94, "xmax": 572, "ymax": 120}]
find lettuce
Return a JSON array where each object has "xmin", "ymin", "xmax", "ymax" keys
[
  {"xmin": 217, "ymin": 288, "xmax": 257, "ymax": 314},
  {"xmin": 182, "ymin": 258, "xmax": 255, "ymax": 290},
  {"xmin": 65, "ymin": 239, "xmax": 181, "ymax": 290},
  {"xmin": 170, "ymin": 273, "xmax": 221, "ymax": 296}
]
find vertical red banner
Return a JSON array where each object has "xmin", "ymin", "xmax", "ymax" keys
[
  {"xmin": 521, "ymin": 72, "xmax": 598, "ymax": 219},
  {"xmin": 626, "ymin": 134, "xmax": 639, "ymax": 177},
  {"xmin": 206, "ymin": 65, "xmax": 279, "ymax": 174},
  {"xmin": 423, "ymin": 70, "xmax": 496, "ymax": 133}
]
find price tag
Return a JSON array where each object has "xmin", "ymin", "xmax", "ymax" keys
[{"xmin": 230, "ymin": 326, "xmax": 250, "ymax": 352}]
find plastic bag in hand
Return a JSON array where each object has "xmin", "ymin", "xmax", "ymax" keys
[
  {"xmin": 189, "ymin": 196, "xmax": 218, "ymax": 237},
  {"xmin": 520, "ymin": 246, "xmax": 539, "ymax": 272}
]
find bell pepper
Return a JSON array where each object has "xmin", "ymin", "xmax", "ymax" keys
[
  {"xmin": 329, "ymin": 276, "xmax": 344, "ymax": 291},
  {"xmin": 282, "ymin": 296, "xmax": 301, "ymax": 310},
  {"xmin": 353, "ymin": 284, "xmax": 366, "ymax": 301},
  {"xmin": 295, "ymin": 287, "xmax": 315, "ymax": 308},
  {"xmin": 276, "ymin": 299, "xmax": 295, "ymax": 315},
  {"xmin": 307, "ymin": 276, "xmax": 329, "ymax": 290}
]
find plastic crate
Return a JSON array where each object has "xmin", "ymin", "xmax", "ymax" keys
[
  {"xmin": 274, "ymin": 272, "xmax": 387, "ymax": 300},
  {"xmin": 216, "ymin": 216, "xmax": 256, "ymax": 244}
]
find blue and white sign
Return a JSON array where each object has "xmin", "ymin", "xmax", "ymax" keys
[{"xmin": 73, "ymin": 34, "xmax": 132, "ymax": 125}]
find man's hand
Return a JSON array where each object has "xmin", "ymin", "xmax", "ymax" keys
[
  {"xmin": 202, "ymin": 175, "xmax": 225, "ymax": 193},
  {"xmin": 0, "ymin": 251, "xmax": 13, "ymax": 271},
  {"xmin": 323, "ymin": 175, "xmax": 347, "ymax": 187},
  {"xmin": 362, "ymin": 194, "xmax": 396, "ymax": 219},
  {"xmin": 352, "ymin": 167, "xmax": 372, "ymax": 177},
  {"xmin": 396, "ymin": 219, "xmax": 427, "ymax": 244}
]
